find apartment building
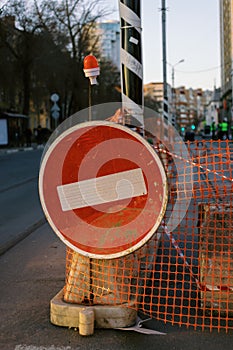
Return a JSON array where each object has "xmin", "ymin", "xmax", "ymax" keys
[
  {"xmin": 144, "ymin": 82, "xmax": 172, "ymax": 117},
  {"xmin": 144, "ymin": 82, "xmax": 212, "ymax": 131},
  {"xmin": 174, "ymin": 87, "xmax": 212, "ymax": 130},
  {"xmin": 95, "ymin": 20, "xmax": 120, "ymax": 70},
  {"xmin": 219, "ymin": 0, "xmax": 233, "ymax": 118}
]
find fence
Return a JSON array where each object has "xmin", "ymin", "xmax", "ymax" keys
[{"xmin": 63, "ymin": 139, "xmax": 233, "ymax": 332}]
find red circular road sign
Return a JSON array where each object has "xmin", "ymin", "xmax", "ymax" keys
[{"xmin": 39, "ymin": 121, "xmax": 168, "ymax": 259}]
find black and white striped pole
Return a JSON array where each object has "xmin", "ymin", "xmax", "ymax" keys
[
  {"xmin": 161, "ymin": 0, "xmax": 169, "ymax": 141},
  {"xmin": 119, "ymin": 0, "xmax": 144, "ymax": 129}
]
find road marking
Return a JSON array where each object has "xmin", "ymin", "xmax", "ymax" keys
[
  {"xmin": 15, "ymin": 346, "xmax": 73, "ymax": 350},
  {"xmin": 57, "ymin": 168, "xmax": 147, "ymax": 211}
]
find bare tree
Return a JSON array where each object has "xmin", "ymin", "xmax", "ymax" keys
[
  {"xmin": 35, "ymin": 0, "xmax": 111, "ymax": 114},
  {"xmin": 0, "ymin": 0, "xmax": 119, "ymax": 122},
  {"xmin": 0, "ymin": 0, "xmax": 46, "ymax": 115},
  {"xmin": 93, "ymin": 58, "xmax": 121, "ymax": 105}
]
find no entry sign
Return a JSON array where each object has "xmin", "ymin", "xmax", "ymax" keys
[{"xmin": 39, "ymin": 121, "xmax": 168, "ymax": 259}]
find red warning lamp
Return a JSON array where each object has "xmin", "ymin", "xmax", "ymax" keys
[{"xmin": 83, "ymin": 55, "xmax": 100, "ymax": 85}]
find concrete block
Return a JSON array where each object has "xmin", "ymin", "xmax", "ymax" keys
[{"xmin": 50, "ymin": 289, "xmax": 137, "ymax": 329}]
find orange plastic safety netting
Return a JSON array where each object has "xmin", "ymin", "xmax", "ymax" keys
[{"xmin": 63, "ymin": 139, "xmax": 233, "ymax": 332}]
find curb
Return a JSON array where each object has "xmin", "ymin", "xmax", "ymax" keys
[{"xmin": 0, "ymin": 144, "xmax": 44, "ymax": 155}]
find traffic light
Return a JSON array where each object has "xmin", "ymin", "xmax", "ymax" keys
[
  {"xmin": 191, "ymin": 124, "xmax": 195, "ymax": 130},
  {"xmin": 181, "ymin": 127, "xmax": 185, "ymax": 132}
]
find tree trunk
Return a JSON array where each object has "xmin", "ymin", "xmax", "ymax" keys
[{"xmin": 22, "ymin": 62, "xmax": 30, "ymax": 116}]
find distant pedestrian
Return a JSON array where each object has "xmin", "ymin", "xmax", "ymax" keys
[
  {"xmin": 221, "ymin": 119, "xmax": 228, "ymax": 140},
  {"xmin": 25, "ymin": 128, "xmax": 32, "ymax": 147},
  {"xmin": 36, "ymin": 125, "xmax": 42, "ymax": 145},
  {"xmin": 217, "ymin": 122, "xmax": 222, "ymax": 140},
  {"xmin": 230, "ymin": 125, "xmax": 233, "ymax": 140},
  {"xmin": 211, "ymin": 121, "xmax": 216, "ymax": 139},
  {"xmin": 15, "ymin": 126, "xmax": 21, "ymax": 147}
]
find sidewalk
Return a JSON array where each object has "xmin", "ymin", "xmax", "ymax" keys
[{"xmin": 0, "ymin": 143, "xmax": 44, "ymax": 155}]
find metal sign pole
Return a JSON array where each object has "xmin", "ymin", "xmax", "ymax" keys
[
  {"xmin": 119, "ymin": 0, "xmax": 144, "ymax": 128},
  {"xmin": 161, "ymin": 0, "xmax": 169, "ymax": 141}
]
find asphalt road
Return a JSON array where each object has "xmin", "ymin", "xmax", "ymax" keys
[
  {"xmin": 1, "ymin": 222, "xmax": 233, "ymax": 350},
  {"xmin": 0, "ymin": 148, "xmax": 45, "ymax": 254},
  {"xmin": 1, "ymin": 144, "xmax": 233, "ymax": 349}
]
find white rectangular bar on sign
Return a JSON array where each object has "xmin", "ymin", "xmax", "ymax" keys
[{"xmin": 57, "ymin": 168, "xmax": 147, "ymax": 212}]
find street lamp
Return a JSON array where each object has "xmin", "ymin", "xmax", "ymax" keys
[
  {"xmin": 171, "ymin": 59, "xmax": 184, "ymax": 88},
  {"xmin": 170, "ymin": 59, "xmax": 185, "ymax": 127}
]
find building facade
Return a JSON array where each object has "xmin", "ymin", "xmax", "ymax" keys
[
  {"xmin": 144, "ymin": 82, "xmax": 212, "ymax": 132},
  {"xmin": 174, "ymin": 87, "xmax": 212, "ymax": 131},
  {"xmin": 144, "ymin": 82, "xmax": 165, "ymax": 116},
  {"xmin": 95, "ymin": 20, "xmax": 120, "ymax": 70},
  {"xmin": 205, "ymin": 88, "xmax": 221, "ymax": 126},
  {"xmin": 219, "ymin": 0, "xmax": 233, "ymax": 122}
]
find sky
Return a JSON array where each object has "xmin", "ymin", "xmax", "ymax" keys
[{"xmin": 102, "ymin": 0, "xmax": 221, "ymax": 90}]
